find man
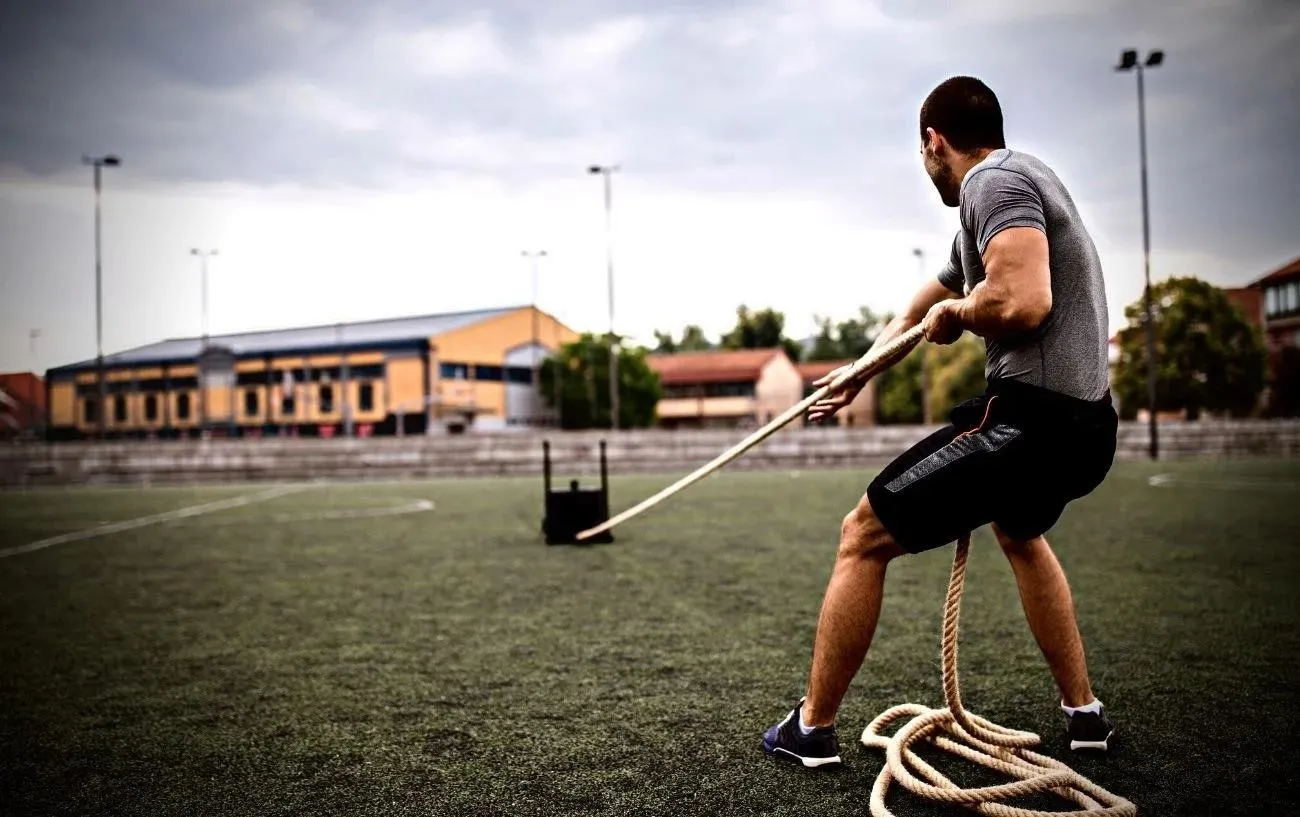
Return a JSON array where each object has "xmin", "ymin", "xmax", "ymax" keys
[{"xmin": 762, "ymin": 76, "xmax": 1120, "ymax": 768}]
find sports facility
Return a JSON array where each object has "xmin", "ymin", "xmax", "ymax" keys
[
  {"xmin": 5, "ymin": 2, "xmax": 1298, "ymax": 814},
  {"xmin": 3, "ymin": 455, "xmax": 1297, "ymax": 816}
]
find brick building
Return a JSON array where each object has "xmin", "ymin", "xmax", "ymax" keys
[
  {"xmin": 647, "ymin": 348, "xmax": 805, "ymax": 429},
  {"xmin": 0, "ymin": 372, "xmax": 45, "ymax": 441},
  {"xmin": 795, "ymin": 360, "xmax": 877, "ymax": 427},
  {"xmin": 1245, "ymin": 255, "xmax": 1300, "ymax": 413}
]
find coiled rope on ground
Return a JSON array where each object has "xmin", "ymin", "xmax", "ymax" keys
[{"xmin": 859, "ymin": 534, "xmax": 1138, "ymax": 817}]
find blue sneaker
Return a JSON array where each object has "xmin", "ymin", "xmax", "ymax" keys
[{"xmin": 762, "ymin": 699, "xmax": 843, "ymax": 768}]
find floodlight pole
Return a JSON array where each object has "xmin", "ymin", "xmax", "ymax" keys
[
  {"xmin": 912, "ymin": 247, "xmax": 931, "ymax": 425},
  {"xmin": 1117, "ymin": 48, "xmax": 1163, "ymax": 460},
  {"xmin": 522, "ymin": 250, "xmax": 547, "ymax": 426},
  {"xmin": 191, "ymin": 248, "xmax": 218, "ymax": 436},
  {"xmin": 589, "ymin": 164, "xmax": 620, "ymax": 430},
  {"xmin": 84, "ymin": 154, "xmax": 120, "ymax": 439}
]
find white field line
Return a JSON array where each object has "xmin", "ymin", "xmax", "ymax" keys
[
  {"xmin": 167, "ymin": 498, "xmax": 435, "ymax": 527},
  {"xmin": 1147, "ymin": 473, "xmax": 1300, "ymax": 490},
  {"xmin": 0, "ymin": 484, "xmax": 311, "ymax": 559}
]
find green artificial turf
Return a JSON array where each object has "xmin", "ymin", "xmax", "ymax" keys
[{"xmin": 1, "ymin": 458, "xmax": 1299, "ymax": 816}]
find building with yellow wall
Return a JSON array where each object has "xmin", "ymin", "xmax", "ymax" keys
[{"xmin": 44, "ymin": 306, "xmax": 579, "ymax": 440}]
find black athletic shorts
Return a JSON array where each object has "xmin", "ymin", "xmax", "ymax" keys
[{"xmin": 866, "ymin": 378, "xmax": 1119, "ymax": 553}]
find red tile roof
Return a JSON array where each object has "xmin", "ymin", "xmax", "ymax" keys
[
  {"xmin": 795, "ymin": 360, "xmax": 854, "ymax": 382},
  {"xmin": 647, "ymin": 348, "xmax": 783, "ymax": 386},
  {"xmin": 1248, "ymin": 256, "xmax": 1300, "ymax": 288}
]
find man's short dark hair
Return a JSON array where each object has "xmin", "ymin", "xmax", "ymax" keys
[{"xmin": 919, "ymin": 76, "xmax": 1006, "ymax": 153}]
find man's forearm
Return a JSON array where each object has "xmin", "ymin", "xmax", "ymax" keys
[
  {"xmin": 951, "ymin": 281, "xmax": 1045, "ymax": 339},
  {"xmin": 867, "ymin": 315, "xmax": 916, "ymax": 355}
]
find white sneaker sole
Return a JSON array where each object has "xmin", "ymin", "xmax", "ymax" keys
[
  {"xmin": 771, "ymin": 747, "xmax": 843, "ymax": 768},
  {"xmin": 1070, "ymin": 730, "xmax": 1114, "ymax": 752}
]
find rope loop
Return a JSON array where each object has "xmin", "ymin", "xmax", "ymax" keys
[{"xmin": 859, "ymin": 534, "xmax": 1138, "ymax": 817}]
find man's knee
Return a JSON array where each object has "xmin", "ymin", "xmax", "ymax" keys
[
  {"xmin": 839, "ymin": 497, "xmax": 905, "ymax": 562},
  {"xmin": 992, "ymin": 523, "xmax": 1043, "ymax": 556}
]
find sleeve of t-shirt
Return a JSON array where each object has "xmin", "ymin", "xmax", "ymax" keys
[
  {"xmin": 960, "ymin": 167, "xmax": 1046, "ymax": 256},
  {"xmin": 937, "ymin": 232, "xmax": 964, "ymax": 295}
]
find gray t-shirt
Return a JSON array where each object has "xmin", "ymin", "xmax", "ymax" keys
[{"xmin": 937, "ymin": 148, "xmax": 1110, "ymax": 402}]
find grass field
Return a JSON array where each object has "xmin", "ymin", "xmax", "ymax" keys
[{"xmin": 2, "ymin": 458, "xmax": 1299, "ymax": 816}]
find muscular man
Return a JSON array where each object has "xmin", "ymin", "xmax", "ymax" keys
[{"xmin": 762, "ymin": 76, "xmax": 1120, "ymax": 768}]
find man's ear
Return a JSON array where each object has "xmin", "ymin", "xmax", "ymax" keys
[{"xmin": 924, "ymin": 127, "xmax": 944, "ymax": 156}]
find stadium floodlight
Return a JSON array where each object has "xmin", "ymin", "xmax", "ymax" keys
[
  {"xmin": 1114, "ymin": 48, "xmax": 1164, "ymax": 460},
  {"xmin": 588, "ymin": 164, "xmax": 621, "ymax": 430},
  {"xmin": 82, "ymin": 153, "xmax": 122, "ymax": 439}
]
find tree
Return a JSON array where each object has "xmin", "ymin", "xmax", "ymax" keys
[
  {"xmin": 876, "ymin": 332, "xmax": 986, "ymax": 425},
  {"xmin": 1113, "ymin": 277, "xmax": 1267, "ymax": 419},
  {"xmin": 678, "ymin": 325, "xmax": 712, "ymax": 352},
  {"xmin": 721, "ymin": 305, "xmax": 803, "ymax": 362},
  {"xmin": 807, "ymin": 307, "xmax": 891, "ymax": 361},
  {"xmin": 653, "ymin": 325, "xmax": 713, "ymax": 354},
  {"xmin": 539, "ymin": 334, "xmax": 661, "ymax": 429},
  {"xmin": 926, "ymin": 333, "xmax": 987, "ymax": 420},
  {"xmin": 876, "ymin": 350, "xmax": 924, "ymax": 424}
]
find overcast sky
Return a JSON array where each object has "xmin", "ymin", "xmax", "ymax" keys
[{"xmin": 1, "ymin": 0, "xmax": 1297, "ymax": 374}]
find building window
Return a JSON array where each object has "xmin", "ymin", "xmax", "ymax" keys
[
  {"xmin": 144, "ymin": 395, "xmax": 158, "ymax": 421},
  {"xmin": 474, "ymin": 365, "xmax": 503, "ymax": 382},
  {"xmin": 244, "ymin": 389, "xmax": 260, "ymax": 417},
  {"xmin": 1267, "ymin": 287, "xmax": 1280, "ymax": 317},
  {"xmin": 177, "ymin": 393, "xmax": 192, "ymax": 420},
  {"xmin": 439, "ymin": 362, "xmax": 468, "ymax": 380},
  {"xmin": 359, "ymin": 383, "xmax": 374, "ymax": 412},
  {"xmin": 113, "ymin": 395, "xmax": 127, "ymax": 422},
  {"xmin": 1289, "ymin": 282, "xmax": 1299, "ymax": 314},
  {"xmin": 84, "ymin": 398, "xmax": 98, "ymax": 424},
  {"xmin": 703, "ymin": 381, "xmax": 756, "ymax": 398},
  {"xmin": 319, "ymin": 385, "xmax": 334, "ymax": 413},
  {"xmin": 282, "ymin": 395, "xmax": 296, "ymax": 416}
]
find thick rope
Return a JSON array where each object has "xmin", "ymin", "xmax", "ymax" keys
[{"xmin": 859, "ymin": 535, "xmax": 1138, "ymax": 817}]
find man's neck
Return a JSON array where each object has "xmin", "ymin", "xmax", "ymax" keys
[{"xmin": 953, "ymin": 146, "xmax": 1000, "ymax": 187}]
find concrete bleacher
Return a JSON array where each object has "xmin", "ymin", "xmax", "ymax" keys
[{"xmin": 2, "ymin": 420, "xmax": 1299, "ymax": 488}]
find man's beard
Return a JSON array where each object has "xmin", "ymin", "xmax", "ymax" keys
[{"xmin": 930, "ymin": 161, "xmax": 960, "ymax": 208}]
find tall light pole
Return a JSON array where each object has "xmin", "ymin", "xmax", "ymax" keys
[
  {"xmin": 912, "ymin": 247, "xmax": 931, "ymax": 425},
  {"xmin": 588, "ymin": 164, "xmax": 620, "ymax": 430},
  {"xmin": 337, "ymin": 322, "xmax": 353, "ymax": 438},
  {"xmin": 191, "ymin": 248, "xmax": 218, "ymax": 436},
  {"xmin": 83, "ymin": 154, "xmax": 120, "ymax": 439},
  {"xmin": 28, "ymin": 329, "xmax": 40, "ymax": 371},
  {"xmin": 1116, "ymin": 48, "xmax": 1163, "ymax": 460},
  {"xmin": 522, "ymin": 250, "xmax": 547, "ymax": 426},
  {"xmin": 29, "ymin": 329, "xmax": 42, "ymax": 437}
]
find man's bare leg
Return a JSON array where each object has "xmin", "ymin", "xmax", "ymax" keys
[
  {"xmin": 993, "ymin": 525, "xmax": 1094, "ymax": 707},
  {"xmin": 800, "ymin": 496, "xmax": 907, "ymax": 728}
]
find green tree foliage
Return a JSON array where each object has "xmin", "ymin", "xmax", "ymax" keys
[
  {"xmin": 720, "ymin": 305, "xmax": 804, "ymax": 362},
  {"xmin": 876, "ymin": 332, "xmax": 986, "ymax": 425},
  {"xmin": 539, "ymin": 334, "xmax": 661, "ymax": 429},
  {"xmin": 653, "ymin": 325, "xmax": 713, "ymax": 354},
  {"xmin": 1113, "ymin": 277, "xmax": 1267, "ymax": 419},
  {"xmin": 876, "ymin": 351, "xmax": 924, "ymax": 425},
  {"xmin": 926, "ymin": 333, "xmax": 987, "ymax": 419},
  {"xmin": 806, "ymin": 307, "xmax": 892, "ymax": 361}
]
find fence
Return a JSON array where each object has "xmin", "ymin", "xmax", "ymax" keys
[{"xmin": 2, "ymin": 420, "xmax": 1299, "ymax": 488}]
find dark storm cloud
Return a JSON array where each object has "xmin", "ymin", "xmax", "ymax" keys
[{"xmin": 0, "ymin": 0, "xmax": 1297, "ymax": 253}]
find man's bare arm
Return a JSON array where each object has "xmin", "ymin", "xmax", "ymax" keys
[
  {"xmin": 950, "ymin": 226, "xmax": 1052, "ymax": 339},
  {"xmin": 871, "ymin": 277, "xmax": 958, "ymax": 353}
]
